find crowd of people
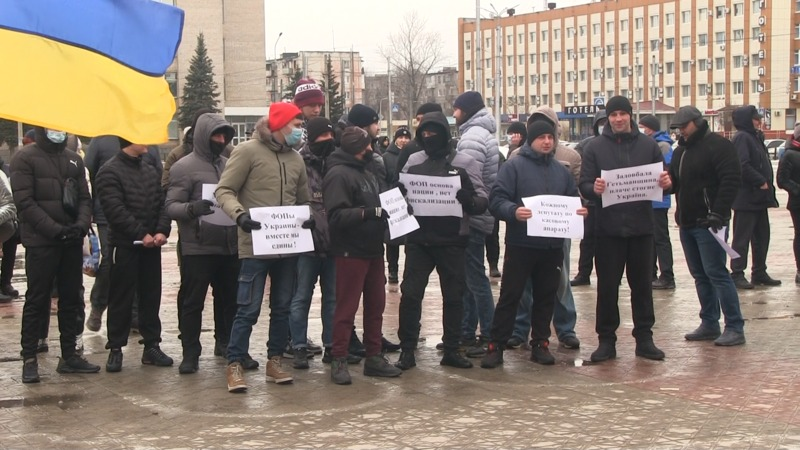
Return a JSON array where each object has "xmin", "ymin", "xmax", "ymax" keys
[{"xmin": 7, "ymin": 79, "xmax": 799, "ymax": 392}]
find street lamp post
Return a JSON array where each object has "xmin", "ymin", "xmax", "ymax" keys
[
  {"xmin": 651, "ymin": 54, "xmax": 657, "ymax": 116},
  {"xmin": 481, "ymin": 4, "xmax": 517, "ymax": 145},
  {"xmin": 634, "ymin": 55, "xmax": 640, "ymax": 123},
  {"xmin": 272, "ymin": 32, "xmax": 283, "ymax": 104}
]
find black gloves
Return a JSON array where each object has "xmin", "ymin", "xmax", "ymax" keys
[
  {"xmin": 407, "ymin": 204, "xmax": 414, "ymax": 216},
  {"xmin": 455, "ymin": 188, "xmax": 475, "ymax": 206},
  {"xmin": 396, "ymin": 182, "xmax": 407, "ymax": 197},
  {"xmin": 59, "ymin": 225, "xmax": 83, "ymax": 241},
  {"xmin": 236, "ymin": 213, "xmax": 262, "ymax": 233},
  {"xmin": 697, "ymin": 212, "xmax": 725, "ymax": 232},
  {"xmin": 364, "ymin": 207, "xmax": 389, "ymax": 221},
  {"xmin": 302, "ymin": 218, "xmax": 316, "ymax": 230},
  {"xmin": 188, "ymin": 200, "xmax": 214, "ymax": 217}
]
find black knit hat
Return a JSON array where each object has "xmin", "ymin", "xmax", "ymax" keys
[
  {"xmin": 507, "ymin": 122, "xmax": 527, "ymax": 139},
  {"xmin": 306, "ymin": 117, "xmax": 334, "ymax": 143},
  {"xmin": 340, "ymin": 126, "xmax": 372, "ymax": 155},
  {"xmin": 117, "ymin": 136, "xmax": 133, "ymax": 149},
  {"xmin": 638, "ymin": 114, "xmax": 660, "ymax": 132},
  {"xmin": 526, "ymin": 121, "xmax": 555, "ymax": 145},
  {"xmin": 605, "ymin": 95, "xmax": 633, "ymax": 116},
  {"xmin": 416, "ymin": 102, "xmax": 443, "ymax": 116},
  {"xmin": 394, "ymin": 127, "xmax": 411, "ymax": 141},
  {"xmin": 348, "ymin": 104, "xmax": 379, "ymax": 128},
  {"xmin": 453, "ymin": 91, "xmax": 485, "ymax": 117}
]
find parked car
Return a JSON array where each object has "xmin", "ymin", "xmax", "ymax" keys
[
  {"xmin": 777, "ymin": 144, "xmax": 787, "ymax": 160},
  {"xmin": 764, "ymin": 139, "xmax": 785, "ymax": 160}
]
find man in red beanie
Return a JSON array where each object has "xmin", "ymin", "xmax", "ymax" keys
[{"xmin": 216, "ymin": 101, "xmax": 312, "ymax": 392}]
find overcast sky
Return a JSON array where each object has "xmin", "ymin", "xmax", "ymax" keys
[{"xmin": 264, "ymin": 0, "xmax": 590, "ymax": 74}]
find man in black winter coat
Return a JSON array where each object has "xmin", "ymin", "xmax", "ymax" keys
[
  {"xmin": 776, "ymin": 124, "xmax": 800, "ymax": 284},
  {"xmin": 578, "ymin": 96, "xmax": 671, "ymax": 363},
  {"xmin": 96, "ymin": 138, "xmax": 172, "ymax": 373},
  {"xmin": 729, "ymin": 105, "xmax": 781, "ymax": 289},
  {"xmin": 12, "ymin": 127, "xmax": 100, "ymax": 383},
  {"xmin": 669, "ymin": 106, "xmax": 745, "ymax": 347}
]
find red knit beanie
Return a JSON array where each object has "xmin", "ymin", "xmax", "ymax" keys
[
  {"xmin": 268, "ymin": 102, "xmax": 302, "ymax": 132},
  {"xmin": 294, "ymin": 79, "xmax": 325, "ymax": 108}
]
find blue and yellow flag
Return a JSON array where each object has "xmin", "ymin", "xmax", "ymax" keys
[{"xmin": 0, "ymin": 0, "xmax": 184, "ymax": 144}]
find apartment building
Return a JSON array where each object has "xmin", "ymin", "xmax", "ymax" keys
[
  {"xmin": 266, "ymin": 50, "xmax": 365, "ymax": 113},
  {"xmin": 458, "ymin": 0, "xmax": 800, "ymax": 138},
  {"xmin": 157, "ymin": 0, "xmax": 267, "ymax": 144}
]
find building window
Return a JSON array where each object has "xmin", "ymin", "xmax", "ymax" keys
[
  {"xmin": 567, "ymin": 93, "xmax": 574, "ymax": 104},
  {"xmin": 621, "ymin": 66, "xmax": 630, "ymax": 77},
  {"xmin": 682, "ymin": 61, "xmax": 692, "ymax": 72},
  {"xmin": 518, "ymin": 75, "xmax": 524, "ymax": 85},
  {"xmin": 715, "ymin": 83, "xmax": 725, "ymax": 95},
  {"xmin": 621, "ymin": 19, "xmax": 628, "ymax": 31},
  {"xmin": 715, "ymin": 6, "xmax": 726, "ymax": 18},
  {"xmin": 650, "ymin": 39, "xmax": 660, "ymax": 51},
  {"xmin": 797, "ymin": 0, "xmax": 800, "ymax": 12},
  {"xmin": 698, "ymin": 84, "xmax": 709, "ymax": 96},
  {"xmin": 682, "ymin": 85, "xmax": 690, "ymax": 97},
  {"xmin": 635, "ymin": 17, "xmax": 644, "ymax": 29},
  {"xmin": 666, "ymin": 86, "xmax": 674, "ymax": 98},
  {"xmin": 555, "ymin": 93, "xmax": 563, "ymax": 104},
  {"xmin": 518, "ymin": 55, "xmax": 524, "ymax": 65},
  {"xmin": 666, "ymin": 38, "xmax": 674, "ymax": 50},
  {"xmin": 752, "ymin": 27, "xmax": 761, "ymax": 41},
  {"xmin": 508, "ymin": 75, "xmax": 515, "ymax": 85},
  {"xmin": 579, "ymin": 25, "xmax": 587, "ymax": 36},
  {"xmin": 635, "ymin": 41, "xmax": 643, "ymax": 53},
  {"xmin": 593, "ymin": 69, "xmax": 603, "ymax": 80},
  {"xmin": 607, "ymin": 44, "xmax": 615, "ymax": 55},
  {"xmin": 542, "ymin": 52, "xmax": 549, "ymax": 63},
  {"xmin": 541, "ymin": 29, "xmax": 548, "ymax": 41},
  {"xmin": 716, "ymin": 57, "xmax": 725, "ymax": 69},
  {"xmin": 698, "ymin": 7, "xmax": 708, "ymax": 18},
  {"xmin": 486, "ymin": 58, "xmax": 491, "ymax": 68},
  {"xmin": 796, "ymin": 24, "xmax": 800, "ymax": 39},
  {"xmin": 554, "ymin": 51, "xmax": 562, "ymax": 62},
  {"xmin": 681, "ymin": 11, "xmax": 691, "ymax": 23},
  {"xmin": 734, "ymin": 29, "xmax": 744, "ymax": 42},
  {"xmin": 530, "ymin": 53, "xmax": 537, "ymax": 64},
  {"xmin": 567, "ymin": 49, "xmax": 574, "ymax": 59},
  {"xmin": 752, "ymin": 53, "xmax": 761, "ymax": 65},
  {"xmin": 465, "ymin": 61, "xmax": 471, "ymax": 70},
  {"xmin": 606, "ymin": 67, "xmax": 615, "ymax": 79},
  {"xmin": 621, "ymin": 89, "xmax": 629, "ymax": 98},
  {"xmin": 580, "ymin": 92, "xmax": 587, "ymax": 103},
  {"xmin": 530, "ymin": 75, "xmax": 537, "ymax": 84},
  {"xmin": 698, "ymin": 34, "xmax": 707, "ymax": 46},
  {"xmin": 606, "ymin": 21, "xmax": 614, "ymax": 33},
  {"xmin": 649, "ymin": 15, "xmax": 659, "ymax": 27},
  {"xmin": 518, "ymin": 33, "xmax": 524, "ymax": 44},
  {"xmin": 593, "ymin": 23, "xmax": 600, "ymax": 35},
  {"xmin": 554, "ymin": 28, "xmax": 561, "ymax": 40},
  {"xmin": 465, "ymin": 40, "xmax": 471, "ymax": 50},
  {"xmin": 542, "ymin": 74, "xmax": 549, "ymax": 84},
  {"xmin": 698, "ymin": 59, "xmax": 708, "ymax": 71},
  {"xmin": 733, "ymin": 81, "xmax": 744, "ymax": 95},
  {"xmin": 795, "ymin": 49, "xmax": 800, "ymax": 66},
  {"xmin": 541, "ymin": 94, "xmax": 549, "ymax": 105},
  {"xmin": 486, "ymin": 37, "xmax": 492, "ymax": 48},
  {"xmin": 606, "ymin": 90, "xmax": 615, "ymax": 98},
  {"xmin": 507, "ymin": 35, "xmax": 512, "ymax": 46},
  {"xmin": 567, "ymin": 27, "xmax": 575, "ymax": 38},
  {"xmin": 555, "ymin": 72, "xmax": 562, "ymax": 83},
  {"xmin": 715, "ymin": 32, "xmax": 726, "ymax": 44},
  {"xmin": 682, "ymin": 36, "xmax": 691, "ymax": 48},
  {"xmin": 580, "ymin": 48, "xmax": 586, "ymax": 59},
  {"xmin": 593, "ymin": 46, "xmax": 603, "ymax": 57},
  {"xmin": 507, "ymin": 55, "xmax": 513, "ymax": 66},
  {"xmin": 752, "ymin": 0, "xmax": 760, "ymax": 13},
  {"xmin": 734, "ymin": 3, "xmax": 744, "ymax": 15},
  {"xmin": 751, "ymin": 80, "xmax": 760, "ymax": 93},
  {"xmin": 621, "ymin": 43, "xmax": 629, "ymax": 55},
  {"xmin": 665, "ymin": 62, "xmax": 674, "ymax": 74},
  {"xmin": 530, "ymin": 31, "xmax": 536, "ymax": 42},
  {"xmin": 666, "ymin": 13, "xmax": 674, "ymax": 25},
  {"xmin": 733, "ymin": 55, "xmax": 744, "ymax": 68}
]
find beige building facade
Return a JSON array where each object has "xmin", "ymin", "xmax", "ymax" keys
[{"xmin": 459, "ymin": 0, "xmax": 800, "ymax": 138}]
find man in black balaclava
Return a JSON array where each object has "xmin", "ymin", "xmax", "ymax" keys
[{"xmin": 393, "ymin": 111, "xmax": 488, "ymax": 372}]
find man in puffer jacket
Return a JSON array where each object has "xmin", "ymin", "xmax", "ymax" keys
[
  {"xmin": 729, "ymin": 105, "xmax": 780, "ymax": 288},
  {"xmin": 165, "ymin": 113, "xmax": 238, "ymax": 374},
  {"xmin": 452, "ymin": 91, "xmax": 500, "ymax": 356},
  {"xmin": 393, "ymin": 111, "xmax": 488, "ymax": 372}
]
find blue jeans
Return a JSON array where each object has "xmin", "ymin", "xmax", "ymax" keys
[
  {"xmin": 679, "ymin": 227, "xmax": 744, "ymax": 333},
  {"xmin": 289, "ymin": 254, "xmax": 336, "ymax": 349},
  {"xmin": 461, "ymin": 228, "xmax": 495, "ymax": 340},
  {"xmin": 513, "ymin": 240, "xmax": 578, "ymax": 341},
  {"xmin": 227, "ymin": 257, "xmax": 297, "ymax": 362}
]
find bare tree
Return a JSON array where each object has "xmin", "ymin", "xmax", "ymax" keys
[{"xmin": 380, "ymin": 11, "xmax": 444, "ymax": 127}]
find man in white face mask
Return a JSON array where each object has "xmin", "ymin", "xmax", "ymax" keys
[{"xmin": 11, "ymin": 127, "xmax": 100, "ymax": 383}]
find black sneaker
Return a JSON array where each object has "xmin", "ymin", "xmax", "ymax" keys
[
  {"xmin": 142, "ymin": 346, "xmax": 174, "ymax": 366},
  {"xmin": 363, "ymin": 355, "xmax": 402, "ymax": 377},
  {"xmin": 283, "ymin": 343, "xmax": 313, "ymax": 359},
  {"xmin": 331, "ymin": 357, "xmax": 351, "ymax": 385},
  {"xmin": 652, "ymin": 277, "xmax": 676, "ymax": 290},
  {"xmin": 732, "ymin": 275, "xmax": 754, "ymax": 290},
  {"xmin": 440, "ymin": 350, "xmax": 473, "ymax": 368},
  {"xmin": 480, "ymin": 342, "xmax": 504, "ymax": 369},
  {"xmin": 489, "ymin": 265, "xmax": 501, "ymax": 278},
  {"xmin": 506, "ymin": 336, "xmax": 524, "ymax": 349},
  {"xmin": 559, "ymin": 335, "xmax": 580, "ymax": 349},
  {"xmin": 293, "ymin": 348, "xmax": 310, "ymax": 370},
  {"xmin": 349, "ymin": 329, "xmax": 366, "ymax": 357},
  {"xmin": 22, "ymin": 358, "xmax": 39, "ymax": 383},
  {"xmin": 394, "ymin": 351, "xmax": 416, "ymax": 370},
  {"xmin": 214, "ymin": 341, "xmax": 228, "ymax": 358},
  {"xmin": 241, "ymin": 354, "xmax": 259, "ymax": 370},
  {"xmin": 322, "ymin": 348, "xmax": 363, "ymax": 364},
  {"xmin": 106, "ymin": 349, "xmax": 123, "ymax": 372},
  {"xmin": 570, "ymin": 275, "xmax": 590, "ymax": 286},
  {"xmin": 590, "ymin": 341, "xmax": 616, "ymax": 362},
  {"xmin": 751, "ymin": 273, "xmax": 781, "ymax": 286},
  {"xmin": 57, "ymin": 355, "xmax": 101, "ymax": 373},
  {"xmin": 86, "ymin": 308, "xmax": 102, "ymax": 332},
  {"xmin": 36, "ymin": 338, "xmax": 48, "ymax": 353},
  {"xmin": 465, "ymin": 337, "xmax": 489, "ymax": 358},
  {"xmin": 381, "ymin": 336, "xmax": 401, "ymax": 353},
  {"xmin": 1, "ymin": 283, "xmax": 19, "ymax": 298},
  {"xmin": 179, "ymin": 356, "xmax": 199, "ymax": 374},
  {"xmin": 530, "ymin": 341, "xmax": 555, "ymax": 365},
  {"xmin": 306, "ymin": 338, "xmax": 323, "ymax": 355},
  {"xmin": 635, "ymin": 340, "xmax": 665, "ymax": 360}
]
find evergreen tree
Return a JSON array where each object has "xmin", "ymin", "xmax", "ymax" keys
[
  {"xmin": 321, "ymin": 55, "xmax": 345, "ymax": 120},
  {"xmin": 282, "ymin": 69, "xmax": 305, "ymax": 100},
  {"xmin": 177, "ymin": 33, "xmax": 220, "ymax": 128}
]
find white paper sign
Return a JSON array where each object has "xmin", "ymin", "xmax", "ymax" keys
[
  {"xmin": 709, "ymin": 226, "xmax": 740, "ymax": 259},
  {"xmin": 398, "ymin": 173, "xmax": 462, "ymax": 218},
  {"xmin": 202, "ymin": 184, "xmax": 236, "ymax": 226},
  {"xmin": 249, "ymin": 206, "xmax": 314, "ymax": 256},
  {"xmin": 379, "ymin": 188, "xmax": 420, "ymax": 239},
  {"xmin": 600, "ymin": 162, "xmax": 664, "ymax": 207},
  {"xmin": 521, "ymin": 195, "xmax": 584, "ymax": 239}
]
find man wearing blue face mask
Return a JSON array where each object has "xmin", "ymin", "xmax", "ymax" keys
[
  {"xmin": 215, "ymin": 102, "xmax": 312, "ymax": 393},
  {"xmin": 12, "ymin": 127, "xmax": 100, "ymax": 383}
]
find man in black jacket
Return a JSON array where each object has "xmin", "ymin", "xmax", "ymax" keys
[
  {"xmin": 578, "ymin": 96, "xmax": 671, "ymax": 363},
  {"xmin": 729, "ymin": 105, "xmax": 780, "ymax": 289},
  {"xmin": 323, "ymin": 127, "xmax": 402, "ymax": 385},
  {"xmin": 12, "ymin": 127, "xmax": 100, "ymax": 383},
  {"xmin": 96, "ymin": 138, "xmax": 172, "ymax": 372},
  {"xmin": 394, "ymin": 111, "xmax": 487, "ymax": 371},
  {"xmin": 669, "ymin": 106, "xmax": 745, "ymax": 346}
]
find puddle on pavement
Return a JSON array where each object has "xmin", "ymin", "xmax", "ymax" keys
[{"xmin": 0, "ymin": 394, "xmax": 83, "ymax": 410}]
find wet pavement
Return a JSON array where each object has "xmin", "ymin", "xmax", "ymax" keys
[{"xmin": 1, "ymin": 174, "xmax": 800, "ymax": 449}]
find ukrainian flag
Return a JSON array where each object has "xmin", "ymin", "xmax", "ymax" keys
[{"xmin": 0, "ymin": 0, "xmax": 184, "ymax": 144}]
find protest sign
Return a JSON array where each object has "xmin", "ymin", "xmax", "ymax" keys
[
  {"xmin": 249, "ymin": 206, "xmax": 313, "ymax": 256},
  {"xmin": 201, "ymin": 184, "xmax": 236, "ymax": 226},
  {"xmin": 379, "ymin": 187, "xmax": 420, "ymax": 239},
  {"xmin": 398, "ymin": 173, "xmax": 462, "ymax": 217},
  {"xmin": 600, "ymin": 162, "xmax": 664, "ymax": 207},
  {"xmin": 521, "ymin": 195, "xmax": 584, "ymax": 239}
]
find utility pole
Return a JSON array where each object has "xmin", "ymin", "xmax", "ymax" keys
[
  {"xmin": 634, "ymin": 55, "xmax": 640, "ymax": 123},
  {"xmin": 494, "ymin": 18, "xmax": 502, "ymax": 144},
  {"xmin": 475, "ymin": 0, "xmax": 482, "ymax": 95},
  {"xmin": 324, "ymin": 54, "xmax": 331, "ymax": 119},
  {"xmin": 387, "ymin": 58, "xmax": 393, "ymax": 136}
]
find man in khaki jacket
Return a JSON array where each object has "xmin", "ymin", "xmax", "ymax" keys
[{"xmin": 215, "ymin": 102, "xmax": 312, "ymax": 392}]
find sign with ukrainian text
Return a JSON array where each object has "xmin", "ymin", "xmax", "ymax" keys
[
  {"xmin": 600, "ymin": 162, "xmax": 664, "ymax": 207},
  {"xmin": 249, "ymin": 206, "xmax": 313, "ymax": 256},
  {"xmin": 379, "ymin": 187, "xmax": 419, "ymax": 239},
  {"xmin": 398, "ymin": 173, "xmax": 462, "ymax": 218},
  {"xmin": 522, "ymin": 195, "xmax": 583, "ymax": 239}
]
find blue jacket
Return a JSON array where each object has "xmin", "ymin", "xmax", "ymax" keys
[
  {"xmin": 652, "ymin": 131, "xmax": 674, "ymax": 209},
  {"xmin": 490, "ymin": 144, "xmax": 579, "ymax": 249}
]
